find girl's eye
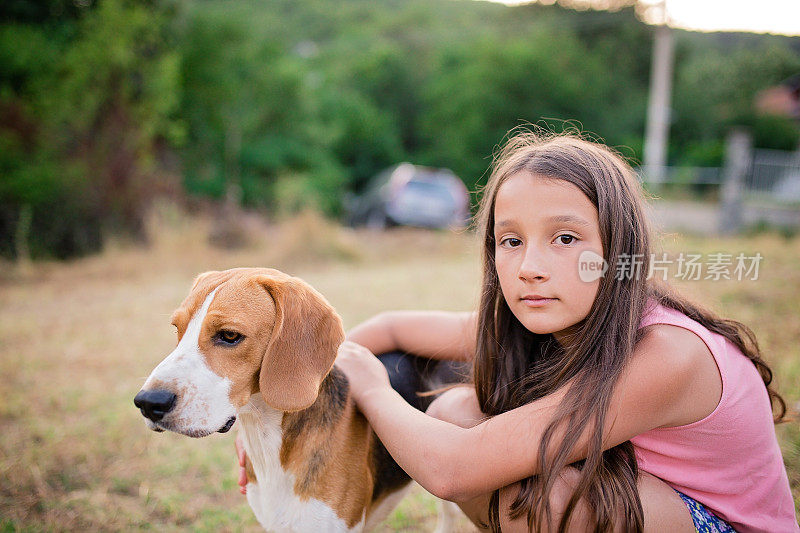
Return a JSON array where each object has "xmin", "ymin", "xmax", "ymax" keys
[
  {"xmin": 556, "ymin": 234, "xmax": 577, "ymax": 245},
  {"xmin": 500, "ymin": 237, "xmax": 523, "ymax": 248},
  {"xmin": 217, "ymin": 330, "xmax": 243, "ymax": 345}
]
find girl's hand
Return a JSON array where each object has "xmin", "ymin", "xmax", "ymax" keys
[
  {"xmin": 235, "ymin": 432, "xmax": 247, "ymax": 495},
  {"xmin": 335, "ymin": 341, "xmax": 391, "ymax": 406}
]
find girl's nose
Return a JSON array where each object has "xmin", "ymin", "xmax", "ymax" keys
[{"xmin": 518, "ymin": 251, "xmax": 550, "ymax": 281}]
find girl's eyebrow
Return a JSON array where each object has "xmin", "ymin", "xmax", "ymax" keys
[
  {"xmin": 545, "ymin": 214, "xmax": 592, "ymax": 227},
  {"xmin": 495, "ymin": 215, "xmax": 592, "ymax": 229}
]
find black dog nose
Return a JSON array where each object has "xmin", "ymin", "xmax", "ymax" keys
[{"xmin": 134, "ymin": 390, "xmax": 177, "ymax": 422}]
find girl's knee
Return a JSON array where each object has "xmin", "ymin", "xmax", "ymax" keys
[
  {"xmin": 498, "ymin": 470, "xmax": 693, "ymax": 532},
  {"xmin": 498, "ymin": 483, "xmax": 535, "ymax": 532},
  {"xmin": 425, "ymin": 386, "xmax": 485, "ymax": 428},
  {"xmin": 497, "ymin": 470, "xmax": 595, "ymax": 533}
]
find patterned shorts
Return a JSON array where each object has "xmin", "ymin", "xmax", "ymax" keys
[{"xmin": 675, "ymin": 490, "xmax": 736, "ymax": 533}]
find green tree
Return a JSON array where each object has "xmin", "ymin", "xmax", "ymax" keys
[{"xmin": 0, "ymin": 0, "xmax": 181, "ymax": 258}]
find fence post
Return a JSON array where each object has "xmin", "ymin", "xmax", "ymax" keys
[{"xmin": 719, "ymin": 128, "xmax": 752, "ymax": 235}]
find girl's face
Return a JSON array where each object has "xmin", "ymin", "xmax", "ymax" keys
[{"xmin": 493, "ymin": 172, "xmax": 603, "ymax": 345}]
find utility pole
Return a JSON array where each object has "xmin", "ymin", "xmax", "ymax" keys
[{"xmin": 643, "ymin": 0, "xmax": 674, "ymax": 190}]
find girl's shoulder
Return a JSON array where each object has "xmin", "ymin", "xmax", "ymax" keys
[
  {"xmin": 638, "ymin": 299, "xmax": 721, "ymax": 364},
  {"xmin": 637, "ymin": 322, "xmax": 718, "ymax": 386},
  {"xmin": 634, "ymin": 320, "xmax": 723, "ymax": 429}
]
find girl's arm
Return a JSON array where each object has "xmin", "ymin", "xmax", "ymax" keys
[
  {"xmin": 346, "ymin": 310, "xmax": 477, "ymax": 362},
  {"xmin": 337, "ymin": 324, "xmax": 721, "ymax": 502}
]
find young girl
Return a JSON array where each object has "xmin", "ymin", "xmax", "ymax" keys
[{"xmin": 239, "ymin": 133, "xmax": 797, "ymax": 532}]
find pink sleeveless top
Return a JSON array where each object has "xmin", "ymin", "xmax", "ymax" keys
[{"xmin": 631, "ymin": 300, "xmax": 798, "ymax": 532}]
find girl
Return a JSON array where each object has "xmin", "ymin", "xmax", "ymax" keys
[{"xmin": 239, "ymin": 133, "xmax": 797, "ymax": 532}]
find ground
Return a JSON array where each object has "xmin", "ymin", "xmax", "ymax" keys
[{"xmin": 1, "ymin": 207, "xmax": 797, "ymax": 531}]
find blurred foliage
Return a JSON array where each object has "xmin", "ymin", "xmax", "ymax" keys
[
  {"xmin": 671, "ymin": 35, "xmax": 800, "ymax": 165},
  {"xmin": 1, "ymin": 0, "xmax": 181, "ymax": 258},
  {"xmin": 1, "ymin": 0, "xmax": 799, "ymax": 259}
]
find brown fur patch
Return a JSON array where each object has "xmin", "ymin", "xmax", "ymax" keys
[{"xmin": 279, "ymin": 370, "xmax": 377, "ymax": 528}]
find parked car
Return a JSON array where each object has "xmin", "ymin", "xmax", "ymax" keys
[{"xmin": 345, "ymin": 163, "xmax": 470, "ymax": 229}]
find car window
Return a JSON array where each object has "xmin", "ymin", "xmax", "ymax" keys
[{"xmin": 404, "ymin": 180, "xmax": 454, "ymax": 201}]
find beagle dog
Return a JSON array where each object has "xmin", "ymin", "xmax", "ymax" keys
[{"xmin": 134, "ymin": 268, "xmax": 466, "ymax": 532}]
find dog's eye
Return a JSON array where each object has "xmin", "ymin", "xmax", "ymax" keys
[{"xmin": 217, "ymin": 330, "xmax": 243, "ymax": 345}]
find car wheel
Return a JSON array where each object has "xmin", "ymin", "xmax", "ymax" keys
[{"xmin": 366, "ymin": 209, "xmax": 388, "ymax": 230}]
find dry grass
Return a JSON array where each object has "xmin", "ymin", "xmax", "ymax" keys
[{"xmin": 1, "ymin": 206, "xmax": 797, "ymax": 531}]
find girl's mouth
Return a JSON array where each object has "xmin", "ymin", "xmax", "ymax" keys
[{"xmin": 521, "ymin": 296, "xmax": 557, "ymax": 307}]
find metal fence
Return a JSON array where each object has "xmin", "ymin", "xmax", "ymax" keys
[
  {"xmin": 637, "ymin": 144, "xmax": 800, "ymax": 234},
  {"xmin": 747, "ymin": 148, "xmax": 800, "ymax": 203},
  {"xmin": 638, "ymin": 148, "xmax": 800, "ymax": 205}
]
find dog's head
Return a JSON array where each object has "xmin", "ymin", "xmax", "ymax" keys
[{"xmin": 134, "ymin": 268, "xmax": 344, "ymax": 437}]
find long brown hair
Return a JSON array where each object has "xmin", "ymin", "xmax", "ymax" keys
[{"xmin": 473, "ymin": 131, "xmax": 787, "ymax": 532}]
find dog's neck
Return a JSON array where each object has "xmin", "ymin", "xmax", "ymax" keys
[
  {"xmin": 239, "ymin": 368, "xmax": 352, "ymax": 447},
  {"xmin": 237, "ymin": 393, "xmax": 285, "ymax": 482},
  {"xmin": 237, "ymin": 369, "xmax": 369, "ymax": 532},
  {"xmin": 280, "ymin": 367, "xmax": 351, "ymax": 443}
]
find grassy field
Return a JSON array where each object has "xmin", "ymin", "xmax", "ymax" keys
[{"xmin": 1, "ymin": 208, "xmax": 798, "ymax": 531}]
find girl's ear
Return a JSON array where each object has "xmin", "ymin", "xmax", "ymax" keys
[{"xmin": 255, "ymin": 273, "xmax": 345, "ymax": 412}]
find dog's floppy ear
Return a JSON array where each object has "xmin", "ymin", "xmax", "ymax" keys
[{"xmin": 255, "ymin": 273, "xmax": 345, "ymax": 412}]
